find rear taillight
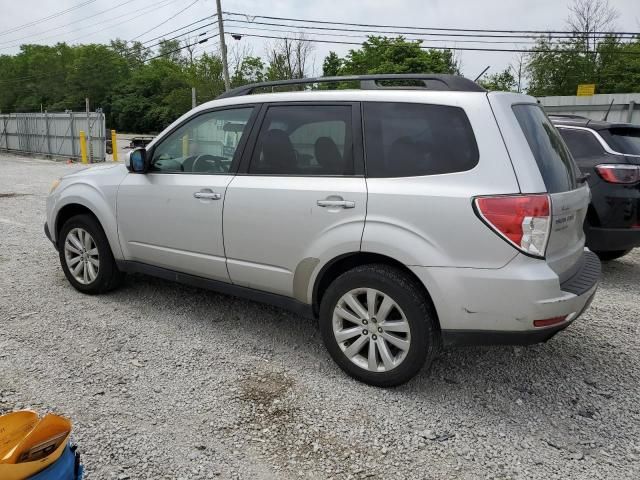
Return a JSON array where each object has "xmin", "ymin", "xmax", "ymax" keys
[
  {"xmin": 595, "ymin": 164, "xmax": 640, "ymax": 184},
  {"xmin": 474, "ymin": 194, "xmax": 551, "ymax": 258}
]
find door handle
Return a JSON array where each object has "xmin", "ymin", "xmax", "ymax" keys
[
  {"xmin": 317, "ymin": 199, "xmax": 355, "ymax": 209},
  {"xmin": 194, "ymin": 191, "xmax": 222, "ymax": 200}
]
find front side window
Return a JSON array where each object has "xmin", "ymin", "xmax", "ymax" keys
[
  {"xmin": 512, "ymin": 104, "xmax": 577, "ymax": 193},
  {"xmin": 558, "ymin": 128, "xmax": 604, "ymax": 160},
  {"xmin": 249, "ymin": 105, "xmax": 353, "ymax": 175},
  {"xmin": 151, "ymin": 107, "xmax": 254, "ymax": 174},
  {"xmin": 362, "ymin": 102, "xmax": 479, "ymax": 178}
]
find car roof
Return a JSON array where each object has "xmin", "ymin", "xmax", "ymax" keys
[
  {"xmin": 549, "ymin": 115, "xmax": 639, "ymax": 131},
  {"xmin": 192, "ymin": 89, "xmax": 535, "ymax": 113}
]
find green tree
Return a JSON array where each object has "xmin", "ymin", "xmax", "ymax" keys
[
  {"xmin": 334, "ymin": 36, "xmax": 459, "ymax": 76},
  {"xmin": 479, "ymin": 67, "xmax": 517, "ymax": 92},
  {"xmin": 595, "ymin": 37, "xmax": 640, "ymax": 93},
  {"xmin": 322, "ymin": 51, "xmax": 342, "ymax": 77},
  {"xmin": 526, "ymin": 37, "xmax": 598, "ymax": 96},
  {"xmin": 231, "ymin": 56, "xmax": 265, "ymax": 86},
  {"xmin": 157, "ymin": 39, "xmax": 183, "ymax": 64}
]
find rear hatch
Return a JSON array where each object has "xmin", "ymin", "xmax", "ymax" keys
[{"xmin": 490, "ymin": 94, "xmax": 590, "ymax": 283}]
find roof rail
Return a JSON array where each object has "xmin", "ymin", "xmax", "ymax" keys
[
  {"xmin": 216, "ymin": 74, "xmax": 486, "ymax": 99},
  {"xmin": 548, "ymin": 114, "xmax": 589, "ymax": 120}
]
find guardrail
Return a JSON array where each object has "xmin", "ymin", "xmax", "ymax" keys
[{"xmin": 0, "ymin": 111, "xmax": 106, "ymax": 161}]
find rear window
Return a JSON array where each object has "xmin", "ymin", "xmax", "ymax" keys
[
  {"xmin": 600, "ymin": 127, "xmax": 640, "ymax": 155},
  {"xmin": 558, "ymin": 128, "xmax": 604, "ymax": 159},
  {"xmin": 362, "ymin": 102, "xmax": 479, "ymax": 178},
  {"xmin": 512, "ymin": 104, "xmax": 577, "ymax": 193}
]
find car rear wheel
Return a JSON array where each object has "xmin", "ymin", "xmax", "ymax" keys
[
  {"xmin": 319, "ymin": 264, "xmax": 438, "ymax": 387},
  {"xmin": 594, "ymin": 249, "xmax": 631, "ymax": 261},
  {"xmin": 58, "ymin": 214, "xmax": 124, "ymax": 294}
]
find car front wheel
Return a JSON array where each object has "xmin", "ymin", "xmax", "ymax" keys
[
  {"xmin": 319, "ymin": 264, "xmax": 438, "ymax": 387},
  {"xmin": 58, "ymin": 214, "xmax": 123, "ymax": 294}
]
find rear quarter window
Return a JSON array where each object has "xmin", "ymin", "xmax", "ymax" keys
[
  {"xmin": 362, "ymin": 102, "xmax": 479, "ymax": 178},
  {"xmin": 557, "ymin": 128, "xmax": 604, "ymax": 160},
  {"xmin": 512, "ymin": 104, "xmax": 577, "ymax": 193}
]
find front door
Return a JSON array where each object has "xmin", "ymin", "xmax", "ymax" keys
[
  {"xmin": 224, "ymin": 103, "xmax": 367, "ymax": 298},
  {"xmin": 116, "ymin": 106, "xmax": 256, "ymax": 281}
]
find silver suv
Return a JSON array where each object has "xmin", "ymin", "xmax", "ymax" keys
[{"xmin": 45, "ymin": 75, "xmax": 600, "ymax": 387}]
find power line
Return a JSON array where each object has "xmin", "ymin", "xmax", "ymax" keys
[
  {"xmin": 223, "ymin": 11, "xmax": 640, "ymax": 37},
  {"xmin": 223, "ymin": 21, "xmax": 549, "ymax": 46},
  {"xmin": 223, "ymin": 17, "xmax": 634, "ymax": 41},
  {"xmin": 0, "ymin": 0, "xmax": 141, "ymax": 48},
  {"xmin": 57, "ymin": 0, "xmax": 178, "ymax": 47},
  {"xmin": 225, "ymin": 31, "xmax": 640, "ymax": 55},
  {"xmin": 144, "ymin": 30, "xmax": 210, "ymax": 52},
  {"xmin": 139, "ymin": 16, "xmax": 213, "ymax": 45},
  {"xmin": 145, "ymin": 33, "xmax": 218, "ymax": 61},
  {"xmin": 0, "ymin": 0, "xmax": 98, "ymax": 38},
  {"xmin": 130, "ymin": 0, "xmax": 200, "ymax": 41}
]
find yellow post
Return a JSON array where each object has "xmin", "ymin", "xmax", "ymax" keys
[
  {"xmin": 111, "ymin": 129, "xmax": 118, "ymax": 162},
  {"xmin": 182, "ymin": 134, "xmax": 189, "ymax": 157},
  {"xmin": 79, "ymin": 130, "xmax": 88, "ymax": 164}
]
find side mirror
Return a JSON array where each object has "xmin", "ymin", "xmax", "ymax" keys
[{"xmin": 126, "ymin": 148, "xmax": 148, "ymax": 173}]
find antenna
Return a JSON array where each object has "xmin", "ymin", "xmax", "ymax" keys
[
  {"xmin": 474, "ymin": 66, "xmax": 490, "ymax": 82},
  {"xmin": 602, "ymin": 98, "xmax": 615, "ymax": 121}
]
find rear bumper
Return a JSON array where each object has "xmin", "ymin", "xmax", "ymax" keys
[
  {"xmin": 410, "ymin": 250, "xmax": 601, "ymax": 346},
  {"xmin": 442, "ymin": 288, "xmax": 596, "ymax": 346},
  {"xmin": 585, "ymin": 224, "xmax": 640, "ymax": 252}
]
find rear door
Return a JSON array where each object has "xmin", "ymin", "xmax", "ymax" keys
[
  {"xmin": 223, "ymin": 102, "xmax": 366, "ymax": 298},
  {"xmin": 490, "ymin": 94, "xmax": 589, "ymax": 282}
]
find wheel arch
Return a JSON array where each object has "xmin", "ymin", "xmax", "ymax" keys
[
  {"xmin": 311, "ymin": 252, "xmax": 440, "ymax": 330},
  {"xmin": 53, "ymin": 198, "xmax": 123, "ymax": 260},
  {"xmin": 55, "ymin": 203, "xmax": 98, "ymax": 245}
]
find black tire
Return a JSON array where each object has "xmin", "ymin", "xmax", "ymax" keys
[
  {"xmin": 594, "ymin": 249, "xmax": 631, "ymax": 261},
  {"xmin": 319, "ymin": 264, "xmax": 439, "ymax": 387},
  {"xmin": 58, "ymin": 214, "xmax": 124, "ymax": 294}
]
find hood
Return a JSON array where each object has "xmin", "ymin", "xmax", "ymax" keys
[{"xmin": 62, "ymin": 163, "xmax": 124, "ymax": 179}]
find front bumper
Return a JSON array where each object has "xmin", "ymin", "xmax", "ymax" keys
[
  {"xmin": 410, "ymin": 251, "xmax": 601, "ymax": 346},
  {"xmin": 585, "ymin": 224, "xmax": 640, "ymax": 252}
]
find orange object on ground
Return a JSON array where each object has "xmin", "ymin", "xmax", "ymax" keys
[{"xmin": 0, "ymin": 411, "xmax": 71, "ymax": 480}]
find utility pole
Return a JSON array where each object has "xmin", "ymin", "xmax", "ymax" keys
[
  {"xmin": 517, "ymin": 61, "xmax": 523, "ymax": 94},
  {"xmin": 216, "ymin": 0, "xmax": 231, "ymax": 91},
  {"xmin": 192, "ymin": 87, "xmax": 197, "ymax": 109}
]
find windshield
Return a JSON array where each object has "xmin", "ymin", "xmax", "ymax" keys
[{"xmin": 600, "ymin": 128, "xmax": 640, "ymax": 155}]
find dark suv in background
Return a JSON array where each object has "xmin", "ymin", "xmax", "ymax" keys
[{"xmin": 551, "ymin": 115, "xmax": 640, "ymax": 261}]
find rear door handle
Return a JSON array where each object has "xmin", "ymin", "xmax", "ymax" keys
[
  {"xmin": 317, "ymin": 200, "xmax": 355, "ymax": 209},
  {"xmin": 194, "ymin": 190, "xmax": 222, "ymax": 200}
]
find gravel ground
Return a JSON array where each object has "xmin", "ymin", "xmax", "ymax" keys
[{"xmin": 1, "ymin": 153, "xmax": 639, "ymax": 479}]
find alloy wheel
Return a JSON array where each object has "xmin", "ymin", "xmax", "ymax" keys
[
  {"xmin": 64, "ymin": 227, "xmax": 100, "ymax": 285},
  {"xmin": 332, "ymin": 288, "xmax": 411, "ymax": 372}
]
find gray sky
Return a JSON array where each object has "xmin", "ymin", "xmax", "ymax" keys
[{"xmin": 1, "ymin": 0, "xmax": 639, "ymax": 79}]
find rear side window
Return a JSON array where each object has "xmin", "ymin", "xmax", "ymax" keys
[
  {"xmin": 558, "ymin": 128, "xmax": 604, "ymax": 159},
  {"xmin": 600, "ymin": 127, "xmax": 640, "ymax": 155},
  {"xmin": 362, "ymin": 102, "xmax": 479, "ymax": 178},
  {"xmin": 249, "ymin": 105, "xmax": 353, "ymax": 175},
  {"xmin": 512, "ymin": 104, "xmax": 577, "ymax": 193}
]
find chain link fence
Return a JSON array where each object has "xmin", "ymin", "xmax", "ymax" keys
[{"xmin": 0, "ymin": 111, "xmax": 106, "ymax": 161}]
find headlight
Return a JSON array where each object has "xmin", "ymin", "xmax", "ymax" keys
[{"xmin": 49, "ymin": 179, "xmax": 61, "ymax": 194}]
